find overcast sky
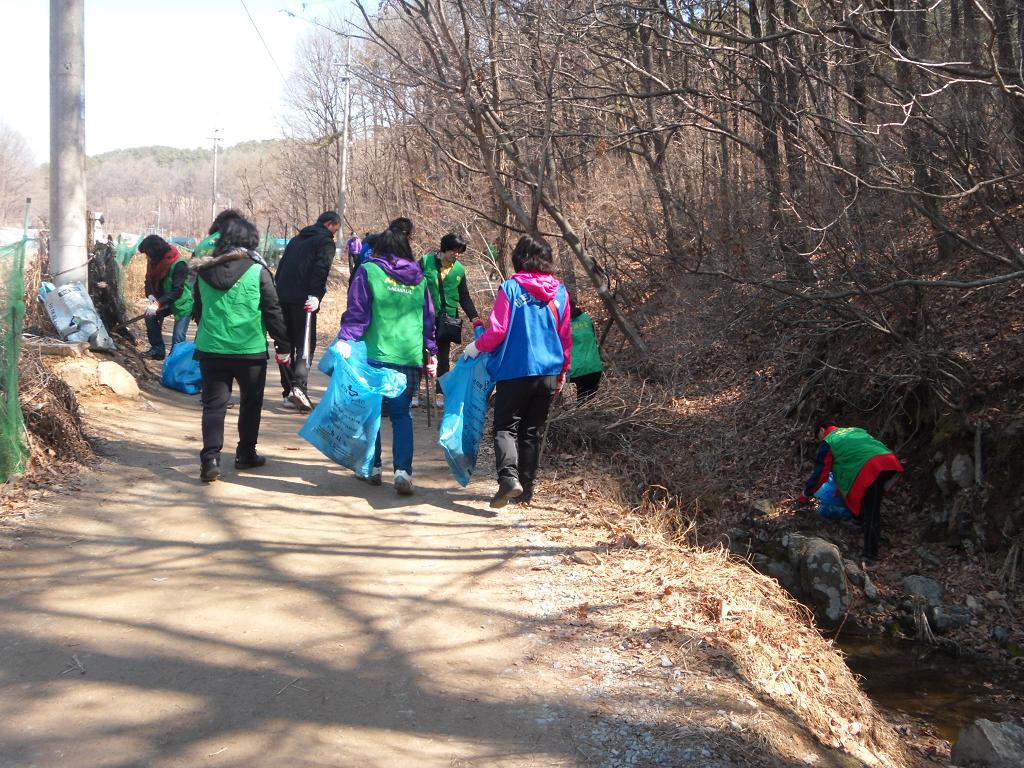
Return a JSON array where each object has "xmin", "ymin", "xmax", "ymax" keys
[{"xmin": 0, "ymin": 0, "xmax": 346, "ymax": 163}]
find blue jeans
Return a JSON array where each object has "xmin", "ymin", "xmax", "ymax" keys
[
  {"xmin": 371, "ymin": 363, "xmax": 421, "ymax": 473},
  {"xmin": 146, "ymin": 313, "xmax": 190, "ymax": 356}
]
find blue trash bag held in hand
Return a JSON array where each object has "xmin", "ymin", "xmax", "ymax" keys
[
  {"xmin": 300, "ymin": 341, "xmax": 406, "ymax": 477},
  {"xmin": 815, "ymin": 474, "xmax": 853, "ymax": 520},
  {"xmin": 438, "ymin": 337, "xmax": 495, "ymax": 487},
  {"xmin": 161, "ymin": 342, "xmax": 201, "ymax": 395}
]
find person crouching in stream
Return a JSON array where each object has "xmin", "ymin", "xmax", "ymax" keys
[
  {"xmin": 191, "ymin": 217, "xmax": 292, "ymax": 483},
  {"xmin": 799, "ymin": 418, "xmax": 904, "ymax": 564}
]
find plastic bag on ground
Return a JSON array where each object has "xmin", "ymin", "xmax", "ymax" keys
[
  {"xmin": 815, "ymin": 474, "xmax": 853, "ymax": 520},
  {"xmin": 40, "ymin": 281, "xmax": 117, "ymax": 352},
  {"xmin": 161, "ymin": 342, "xmax": 201, "ymax": 395},
  {"xmin": 438, "ymin": 347, "xmax": 495, "ymax": 487},
  {"xmin": 300, "ymin": 340, "xmax": 406, "ymax": 477}
]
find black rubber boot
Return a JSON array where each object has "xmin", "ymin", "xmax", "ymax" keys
[
  {"xmin": 200, "ymin": 458, "xmax": 221, "ymax": 483},
  {"xmin": 490, "ymin": 476, "xmax": 523, "ymax": 509},
  {"xmin": 234, "ymin": 454, "xmax": 266, "ymax": 470}
]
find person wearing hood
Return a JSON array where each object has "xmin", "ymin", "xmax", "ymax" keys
[
  {"xmin": 463, "ymin": 234, "xmax": 572, "ymax": 508},
  {"xmin": 274, "ymin": 211, "xmax": 341, "ymax": 412},
  {"xmin": 191, "ymin": 216, "xmax": 292, "ymax": 483},
  {"xmin": 138, "ymin": 234, "xmax": 193, "ymax": 361},
  {"xmin": 335, "ymin": 217, "xmax": 438, "ymax": 495}
]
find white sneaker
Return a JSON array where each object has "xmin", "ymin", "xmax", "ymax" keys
[
  {"xmin": 288, "ymin": 387, "xmax": 313, "ymax": 412},
  {"xmin": 394, "ymin": 470, "xmax": 414, "ymax": 496},
  {"xmin": 411, "ymin": 396, "xmax": 420, "ymax": 408},
  {"xmin": 282, "ymin": 398, "xmax": 298, "ymax": 410}
]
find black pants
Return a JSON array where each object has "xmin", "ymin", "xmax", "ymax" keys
[
  {"xmin": 278, "ymin": 303, "xmax": 317, "ymax": 397},
  {"xmin": 493, "ymin": 375, "xmax": 557, "ymax": 492},
  {"xmin": 435, "ymin": 338, "xmax": 453, "ymax": 394},
  {"xmin": 860, "ymin": 470, "xmax": 897, "ymax": 559},
  {"xmin": 200, "ymin": 357, "xmax": 267, "ymax": 463},
  {"xmin": 571, "ymin": 372, "xmax": 602, "ymax": 403}
]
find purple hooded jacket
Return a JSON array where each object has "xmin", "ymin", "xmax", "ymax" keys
[{"xmin": 337, "ymin": 254, "xmax": 438, "ymax": 358}]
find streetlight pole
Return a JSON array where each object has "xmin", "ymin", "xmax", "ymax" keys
[
  {"xmin": 337, "ymin": 37, "xmax": 351, "ymax": 227},
  {"xmin": 49, "ymin": 0, "xmax": 88, "ymax": 287},
  {"xmin": 210, "ymin": 128, "xmax": 222, "ymax": 222}
]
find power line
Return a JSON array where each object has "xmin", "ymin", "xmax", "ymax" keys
[{"xmin": 239, "ymin": 0, "xmax": 288, "ymax": 83}]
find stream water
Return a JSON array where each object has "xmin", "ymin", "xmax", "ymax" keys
[{"xmin": 840, "ymin": 637, "xmax": 1024, "ymax": 741}]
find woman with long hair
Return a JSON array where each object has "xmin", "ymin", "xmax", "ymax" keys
[
  {"xmin": 335, "ymin": 217, "xmax": 437, "ymax": 495},
  {"xmin": 463, "ymin": 234, "xmax": 572, "ymax": 507}
]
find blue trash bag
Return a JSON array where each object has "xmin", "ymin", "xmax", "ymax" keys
[
  {"xmin": 438, "ymin": 332, "xmax": 495, "ymax": 487},
  {"xmin": 300, "ymin": 340, "xmax": 407, "ymax": 477},
  {"xmin": 815, "ymin": 474, "xmax": 853, "ymax": 520},
  {"xmin": 161, "ymin": 341, "xmax": 202, "ymax": 395}
]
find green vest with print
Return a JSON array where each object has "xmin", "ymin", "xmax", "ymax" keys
[
  {"xmin": 824, "ymin": 427, "xmax": 892, "ymax": 495},
  {"xmin": 194, "ymin": 232, "xmax": 220, "ymax": 260},
  {"xmin": 362, "ymin": 262, "xmax": 426, "ymax": 366},
  {"xmin": 569, "ymin": 312, "xmax": 603, "ymax": 378},
  {"xmin": 163, "ymin": 255, "xmax": 194, "ymax": 318},
  {"xmin": 421, "ymin": 253, "xmax": 465, "ymax": 318},
  {"xmin": 194, "ymin": 263, "xmax": 267, "ymax": 355}
]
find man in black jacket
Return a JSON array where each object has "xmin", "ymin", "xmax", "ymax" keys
[{"xmin": 274, "ymin": 211, "xmax": 341, "ymax": 411}]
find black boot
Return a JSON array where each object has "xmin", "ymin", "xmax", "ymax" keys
[
  {"xmin": 490, "ymin": 476, "xmax": 523, "ymax": 509},
  {"xmin": 518, "ymin": 485, "xmax": 534, "ymax": 505},
  {"xmin": 234, "ymin": 454, "xmax": 266, "ymax": 470},
  {"xmin": 200, "ymin": 458, "xmax": 221, "ymax": 483}
]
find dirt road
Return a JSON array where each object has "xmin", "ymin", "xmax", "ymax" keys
[{"xmin": 0, "ymin": 368, "xmax": 597, "ymax": 768}]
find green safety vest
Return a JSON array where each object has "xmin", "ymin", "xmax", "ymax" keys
[
  {"xmin": 163, "ymin": 255, "xmax": 194, "ymax": 318},
  {"xmin": 194, "ymin": 264, "xmax": 267, "ymax": 355},
  {"xmin": 194, "ymin": 232, "xmax": 219, "ymax": 260},
  {"xmin": 824, "ymin": 428, "xmax": 893, "ymax": 496},
  {"xmin": 569, "ymin": 312, "xmax": 603, "ymax": 378},
  {"xmin": 421, "ymin": 253, "xmax": 465, "ymax": 318},
  {"xmin": 362, "ymin": 262, "xmax": 426, "ymax": 366}
]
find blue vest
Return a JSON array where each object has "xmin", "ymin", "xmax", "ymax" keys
[{"xmin": 487, "ymin": 279, "xmax": 568, "ymax": 382}]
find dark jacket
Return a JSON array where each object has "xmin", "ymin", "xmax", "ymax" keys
[
  {"xmin": 275, "ymin": 224, "xmax": 336, "ymax": 304},
  {"xmin": 191, "ymin": 249, "xmax": 291, "ymax": 360}
]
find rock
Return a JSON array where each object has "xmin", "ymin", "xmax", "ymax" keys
[
  {"xmin": 916, "ymin": 546, "xmax": 942, "ymax": 566},
  {"xmin": 992, "ymin": 626, "xmax": 1011, "ymax": 645},
  {"xmin": 571, "ymin": 551, "xmax": 600, "ymax": 566},
  {"xmin": 951, "ymin": 719, "xmax": 1024, "ymax": 767},
  {"xmin": 1003, "ymin": 419, "xmax": 1024, "ymax": 440},
  {"xmin": 902, "ymin": 575, "xmax": 944, "ymax": 608},
  {"xmin": 765, "ymin": 559, "xmax": 797, "ymax": 594},
  {"xmin": 96, "ymin": 361, "xmax": 140, "ymax": 398},
  {"xmin": 932, "ymin": 451, "xmax": 945, "ymax": 464},
  {"xmin": 862, "ymin": 573, "xmax": 879, "ymax": 602},
  {"xmin": 966, "ymin": 595, "xmax": 983, "ymax": 613},
  {"xmin": 927, "ymin": 605, "xmax": 972, "ymax": 634},
  {"xmin": 790, "ymin": 536, "xmax": 849, "ymax": 624},
  {"xmin": 749, "ymin": 499, "xmax": 774, "ymax": 518},
  {"xmin": 844, "ymin": 559, "xmax": 866, "ymax": 587},
  {"xmin": 723, "ymin": 528, "xmax": 751, "ymax": 555},
  {"xmin": 660, "ymin": 656, "xmax": 673, "ymax": 668},
  {"xmin": 934, "ymin": 462, "xmax": 953, "ymax": 495},
  {"xmin": 55, "ymin": 360, "xmax": 99, "ymax": 391},
  {"xmin": 951, "ymin": 453, "xmax": 975, "ymax": 489}
]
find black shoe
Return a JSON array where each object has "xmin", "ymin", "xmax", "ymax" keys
[
  {"xmin": 357, "ymin": 466, "xmax": 383, "ymax": 486},
  {"xmin": 141, "ymin": 348, "xmax": 166, "ymax": 361},
  {"xmin": 234, "ymin": 454, "xmax": 266, "ymax": 470},
  {"xmin": 200, "ymin": 458, "xmax": 221, "ymax": 482},
  {"xmin": 518, "ymin": 487, "xmax": 534, "ymax": 505},
  {"xmin": 490, "ymin": 476, "xmax": 524, "ymax": 509}
]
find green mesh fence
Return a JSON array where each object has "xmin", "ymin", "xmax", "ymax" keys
[
  {"xmin": 114, "ymin": 234, "xmax": 142, "ymax": 266},
  {"xmin": 0, "ymin": 238, "xmax": 28, "ymax": 483}
]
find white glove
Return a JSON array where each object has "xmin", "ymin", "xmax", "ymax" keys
[
  {"xmin": 333, "ymin": 339, "xmax": 353, "ymax": 359},
  {"xmin": 147, "ymin": 294, "xmax": 157, "ymax": 303},
  {"xmin": 462, "ymin": 341, "xmax": 481, "ymax": 359},
  {"xmin": 304, "ymin": 295, "xmax": 320, "ymax": 313},
  {"xmin": 275, "ymin": 351, "xmax": 291, "ymax": 366},
  {"xmin": 145, "ymin": 301, "xmax": 159, "ymax": 318}
]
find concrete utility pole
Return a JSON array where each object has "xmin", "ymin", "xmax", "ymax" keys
[
  {"xmin": 210, "ymin": 128, "xmax": 222, "ymax": 222},
  {"xmin": 337, "ymin": 37, "xmax": 352, "ymax": 227},
  {"xmin": 49, "ymin": 0, "xmax": 87, "ymax": 287}
]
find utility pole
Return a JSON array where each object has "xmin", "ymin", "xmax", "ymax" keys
[
  {"xmin": 210, "ymin": 128, "xmax": 222, "ymax": 222},
  {"xmin": 337, "ymin": 37, "xmax": 352, "ymax": 227},
  {"xmin": 49, "ymin": 0, "xmax": 87, "ymax": 287}
]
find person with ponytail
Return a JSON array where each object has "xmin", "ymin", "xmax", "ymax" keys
[{"xmin": 335, "ymin": 217, "xmax": 438, "ymax": 495}]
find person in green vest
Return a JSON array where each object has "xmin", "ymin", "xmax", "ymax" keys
[
  {"xmin": 138, "ymin": 235, "xmax": 193, "ymax": 361},
  {"xmin": 568, "ymin": 298, "xmax": 603, "ymax": 402},
  {"xmin": 191, "ymin": 216, "xmax": 292, "ymax": 483},
  {"xmin": 420, "ymin": 232, "xmax": 481, "ymax": 407},
  {"xmin": 800, "ymin": 419, "xmax": 905, "ymax": 563},
  {"xmin": 192, "ymin": 208, "xmax": 244, "ymax": 262},
  {"xmin": 335, "ymin": 217, "xmax": 438, "ymax": 495}
]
